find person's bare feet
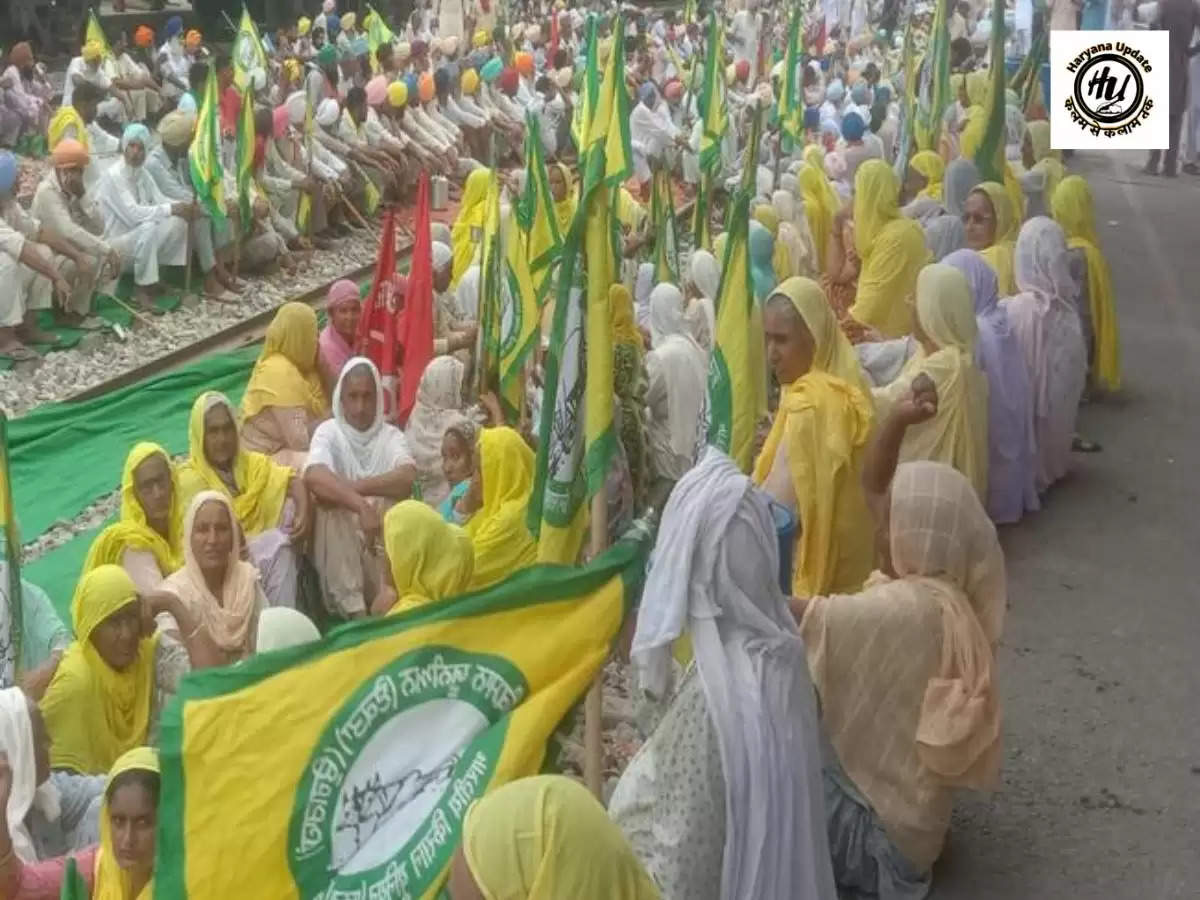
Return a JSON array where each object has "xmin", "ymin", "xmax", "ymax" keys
[
  {"xmin": 16, "ymin": 314, "xmax": 60, "ymax": 345},
  {"xmin": 0, "ymin": 328, "xmax": 36, "ymax": 360}
]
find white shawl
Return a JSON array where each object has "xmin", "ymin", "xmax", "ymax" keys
[
  {"xmin": 0, "ymin": 688, "xmax": 60, "ymax": 862},
  {"xmin": 646, "ymin": 283, "xmax": 709, "ymax": 459}
]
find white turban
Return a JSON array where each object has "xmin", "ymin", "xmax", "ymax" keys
[
  {"xmin": 432, "ymin": 241, "xmax": 453, "ymax": 270},
  {"xmin": 286, "ymin": 90, "xmax": 306, "ymax": 125},
  {"xmin": 316, "ymin": 98, "xmax": 340, "ymax": 127}
]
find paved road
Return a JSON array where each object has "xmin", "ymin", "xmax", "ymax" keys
[{"xmin": 932, "ymin": 152, "xmax": 1200, "ymax": 899}]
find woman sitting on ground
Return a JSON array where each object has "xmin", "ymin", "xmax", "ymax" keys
[
  {"xmin": 962, "ymin": 182, "xmax": 1017, "ymax": 296},
  {"xmin": 316, "ymin": 279, "xmax": 363, "ymax": 386},
  {"xmin": 754, "ymin": 277, "xmax": 876, "ymax": 598},
  {"xmin": 900, "ymin": 150, "xmax": 946, "ymax": 225},
  {"xmin": 240, "ymin": 302, "xmax": 330, "ymax": 470},
  {"xmin": 39, "ymin": 566, "xmax": 220, "ymax": 775},
  {"xmin": 0, "ymin": 746, "xmax": 162, "ymax": 899},
  {"xmin": 404, "ymin": 356, "xmax": 467, "ymax": 508},
  {"xmin": 610, "ymin": 450, "xmax": 836, "ymax": 900},
  {"xmin": 449, "ymin": 775, "xmax": 659, "ymax": 899},
  {"xmin": 461, "ymin": 426, "xmax": 537, "ymax": 591},
  {"xmin": 82, "ymin": 443, "xmax": 183, "ymax": 595},
  {"xmin": 372, "ymin": 500, "xmax": 474, "ymax": 616},
  {"xmin": 798, "ymin": 391, "xmax": 1005, "ymax": 898},
  {"xmin": 872, "ymin": 263, "xmax": 989, "ymax": 500},
  {"xmin": 177, "ymin": 392, "xmax": 310, "ymax": 610},
  {"xmin": 158, "ymin": 491, "xmax": 267, "ymax": 665}
]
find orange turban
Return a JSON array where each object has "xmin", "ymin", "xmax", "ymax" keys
[
  {"xmin": 418, "ymin": 72, "xmax": 435, "ymax": 103},
  {"xmin": 134, "ymin": 26, "xmax": 155, "ymax": 48},
  {"xmin": 514, "ymin": 51, "xmax": 533, "ymax": 76},
  {"xmin": 185, "ymin": 29, "xmax": 202, "ymax": 49},
  {"xmin": 51, "ymin": 138, "xmax": 90, "ymax": 169}
]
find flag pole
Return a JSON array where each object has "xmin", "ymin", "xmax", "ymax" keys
[
  {"xmin": 583, "ymin": 490, "xmax": 608, "ymax": 798},
  {"xmin": 183, "ymin": 185, "xmax": 196, "ymax": 297}
]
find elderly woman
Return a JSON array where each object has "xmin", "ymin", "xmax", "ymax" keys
[
  {"xmin": 0, "ymin": 746, "xmax": 162, "ymax": 898},
  {"xmin": 644, "ymin": 283, "xmax": 709, "ymax": 488},
  {"xmin": 461, "ymin": 426, "xmax": 537, "ymax": 591},
  {"xmin": 374, "ymin": 500, "xmax": 474, "ymax": 616},
  {"xmin": 900, "ymin": 150, "xmax": 946, "ymax": 225},
  {"xmin": 944, "ymin": 249, "xmax": 1039, "ymax": 524},
  {"xmin": 872, "ymin": 264, "xmax": 989, "ymax": 500},
  {"xmin": 1051, "ymin": 175, "xmax": 1121, "ymax": 393},
  {"xmin": 304, "ymin": 358, "xmax": 417, "ymax": 620},
  {"xmin": 158, "ymin": 492, "xmax": 267, "ymax": 665},
  {"xmin": 799, "ymin": 152, "xmax": 841, "ymax": 275},
  {"xmin": 1005, "ymin": 218, "xmax": 1089, "ymax": 492},
  {"xmin": 38, "ymin": 566, "xmax": 217, "ymax": 775},
  {"xmin": 431, "ymin": 241, "xmax": 477, "ymax": 360},
  {"xmin": 317, "ymin": 279, "xmax": 362, "ymax": 384},
  {"xmin": 832, "ymin": 160, "xmax": 929, "ymax": 342},
  {"xmin": 611, "ymin": 450, "xmax": 836, "ymax": 900},
  {"xmin": 241, "ymin": 302, "xmax": 329, "ymax": 470},
  {"xmin": 1019, "ymin": 121, "xmax": 1064, "ymax": 220},
  {"xmin": 177, "ymin": 392, "xmax": 310, "ymax": 610},
  {"xmin": 450, "ymin": 776, "xmax": 659, "ymax": 899},
  {"xmin": 82, "ymin": 444, "xmax": 183, "ymax": 595},
  {"xmin": 405, "ymin": 356, "xmax": 468, "ymax": 507},
  {"xmin": 921, "ymin": 157, "xmax": 978, "ymax": 262},
  {"xmin": 755, "ymin": 278, "xmax": 876, "ymax": 598},
  {"xmin": 962, "ymin": 182, "xmax": 1017, "ymax": 296},
  {"xmin": 686, "ymin": 250, "xmax": 719, "ymax": 350},
  {"xmin": 799, "ymin": 396, "xmax": 1005, "ymax": 897},
  {"xmin": 771, "ymin": 189, "xmax": 819, "ymax": 279}
]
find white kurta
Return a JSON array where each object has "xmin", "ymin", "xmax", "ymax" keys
[
  {"xmin": 93, "ymin": 160, "xmax": 188, "ymax": 286},
  {"xmin": 0, "ymin": 199, "xmax": 51, "ymax": 327}
]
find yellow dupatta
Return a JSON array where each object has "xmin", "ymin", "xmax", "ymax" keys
[
  {"xmin": 83, "ymin": 443, "xmax": 185, "ymax": 577},
  {"xmin": 850, "ymin": 160, "xmax": 930, "ymax": 338},
  {"xmin": 1052, "ymin": 175, "xmax": 1121, "ymax": 391},
  {"xmin": 450, "ymin": 167, "xmax": 493, "ymax": 287},
  {"xmin": 176, "ymin": 392, "xmax": 293, "ymax": 537},
  {"xmin": 48, "ymin": 105, "xmax": 89, "ymax": 151},
  {"xmin": 40, "ymin": 566, "xmax": 160, "ymax": 774},
  {"xmin": 551, "ymin": 162, "xmax": 578, "ymax": 237},
  {"xmin": 754, "ymin": 278, "xmax": 876, "ymax": 597},
  {"xmin": 464, "ymin": 426, "xmax": 537, "ymax": 590},
  {"xmin": 799, "ymin": 151, "xmax": 840, "ymax": 272},
  {"xmin": 971, "ymin": 181, "xmax": 1017, "ymax": 295},
  {"xmin": 94, "ymin": 746, "xmax": 159, "ymax": 900},
  {"xmin": 910, "ymin": 150, "xmax": 944, "ymax": 200},
  {"xmin": 384, "ymin": 500, "xmax": 475, "ymax": 614},
  {"xmin": 241, "ymin": 302, "xmax": 328, "ymax": 420}
]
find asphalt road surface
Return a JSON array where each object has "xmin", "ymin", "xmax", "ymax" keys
[{"xmin": 931, "ymin": 151, "xmax": 1200, "ymax": 899}]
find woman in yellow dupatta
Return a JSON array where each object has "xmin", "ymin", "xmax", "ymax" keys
[
  {"xmin": 377, "ymin": 500, "xmax": 474, "ymax": 615},
  {"xmin": 547, "ymin": 162, "xmax": 577, "ymax": 237},
  {"xmin": 799, "ymin": 150, "xmax": 841, "ymax": 273},
  {"xmin": 462, "ymin": 426, "xmax": 537, "ymax": 590},
  {"xmin": 450, "ymin": 775, "xmax": 660, "ymax": 900},
  {"xmin": 93, "ymin": 746, "xmax": 160, "ymax": 900},
  {"xmin": 39, "ymin": 567, "xmax": 160, "ymax": 775},
  {"xmin": 451, "ymin": 167, "xmax": 493, "ymax": 287},
  {"xmin": 847, "ymin": 160, "xmax": 929, "ymax": 339},
  {"xmin": 1052, "ymin": 175, "xmax": 1121, "ymax": 392},
  {"xmin": 910, "ymin": 150, "xmax": 944, "ymax": 201},
  {"xmin": 240, "ymin": 302, "xmax": 329, "ymax": 468},
  {"xmin": 957, "ymin": 71, "xmax": 1026, "ymax": 224},
  {"xmin": 83, "ymin": 443, "xmax": 184, "ymax": 590},
  {"xmin": 755, "ymin": 277, "xmax": 876, "ymax": 598},
  {"xmin": 872, "ymin": 264, "xmax": 989, "ymax": 499},
  {"xmin": 962, "ymin": 182, "xmax": 1017, "ymax": 295}
]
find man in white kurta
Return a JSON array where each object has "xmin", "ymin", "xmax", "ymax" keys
[{"xmin": 92, "ymin": 124, "xmax": 193, "ymax": 308}]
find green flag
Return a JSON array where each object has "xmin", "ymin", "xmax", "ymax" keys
[
  {"xmin": 188, "ymin": 65, "xmax": 227, "ymax": 225},
  {"xmin": 777, "ymin": 7, "xmax": 804, "ymax": 143},
  {"xmin": 235, "ymin": 87, "xmax": 255, "ymax": 234},
  {"xmin": 692, "ymin": 171, "xmax": 712, "ymax": 251},
  {"xmin": 698, "ymin": 12, "xmax": 727, "ymax": 174},
  {"xmin": 973, "ymin": 0, "xmax": 1008, "ymax": 182},
  {"xmin": 58, "ymin": 856, "xmax": 88, "ymax": 900},
  {"xmin": 364, "ymin": 4, "xmax": 396, "ymax": 74},
  {"xmin": 517, "ymin": 114, "xmax": 564, "ymax": 302},
  {"xmin": 569, "ymin": 17, "xmax": 599, "ymax": 160},
  {"xmin": 528, "ymin": 13, "xmax": 630, "ymax": 565},
  {"xmin": 914, "ymin": 0, "xmax": 952, "ymax": 152},
  {"xmin": 231, "ymin": 6, "xmax": 267, "ymax": 91}
]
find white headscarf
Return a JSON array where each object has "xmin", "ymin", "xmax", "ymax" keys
[
  {"xmin": 633, "ymin": 262, "xmax": 655, "ymax": 329},
  {"xmin": 431, "ymin": 240, "xmax": 453, "ymax": 272},
  {"xmin": 404, "ymin": 356, "xmax": 466, "ymax": 507},
  {"xmin": 647, "ymin": 283, "xmax": 709, "ymax": 459},
  {"xmin": 0, "ymin": 688, "xmax": 60, "ymax": 863},
  {"xmin": 455, "ymin": 265, "xmax": 481, "ymax": 319},
  {"xmin": 688, "ymin": 250, "xmax": 721, "ymax": 300},
  {"xmin": 254, "ymin": 608, "xmax": 320, "ymax": 653},
  {"xmin": 307, "ymin": 357, "xmax": 414, "ymax": 480},
  {"xmin": 631, "ymin": 449, "xmax": 836, "ymax": 900}
]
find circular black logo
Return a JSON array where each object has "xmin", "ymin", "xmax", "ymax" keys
[{"xmin": 1072, "ymin": 53, "xmax": 1145, "ymax": 128}]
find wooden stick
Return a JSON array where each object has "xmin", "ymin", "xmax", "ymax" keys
[
  {"xmin": 340, "ymin": 194, "xmax": 379, "ymax": 239},
  {"xmin": 583, "ymin": 489, "xmax": 609, "ymax": 798},
  {"xmin": 108, "ymin": 292, "xmax": 162, "ymax": 330},
  {"xmin": 183, "ymin": 187, "xmax": 196, "ymax": 296}
]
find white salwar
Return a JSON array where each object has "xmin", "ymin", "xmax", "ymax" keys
[
  {"xmin": 93, "ymin": 159, "xmax": 187, "ymax": 286},
  {"xmin": 305, "ymin": 358, "xmax": 415, "ymax": 617},
  {"xmin": 0, "ymin": 198, "xmax": 51, "ymax": 327},
  {"xmin": 610, "ymin": 449, "xmax": 836, "ymax": 900},
  {"xmin": 644, "ymin": 284, "xmax": 709, "ymax": 482}
]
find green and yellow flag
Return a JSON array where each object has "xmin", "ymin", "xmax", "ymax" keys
[
  {"xmin": 692, "ymin": 170, "xmax": 712, "ymax": 252},
  {"xmin": 476, "ymin": 168, "xmax": 504, "ymax": 397},
  {"xmin": 777, "ymin": 6, "xmax": 804, "ymax": 144},
  {"xmin": 231, "ymin": 6, "xmax": 268, "ymax": 91},
  {"xmin": 698, "ymin": 12, "xmax": 727, "ymax": 174},
  {"xmin": 0, "ymin": 414, "xmax": 21, "ymax": 686},
  {"xmin": 973, "ymin": 0, "xmax": 1008, "ymax": 182},
  {"xmin": 85, "ymin": 10, "xmax": 112, "ymax": 60},
  {"xmin": 516, "ymin": 114, "xmax": 564, "ymax": 304},
  {"xmin": 528, "ymin": 13, "xmax": 630, "ymax": 564},
  {"xmin": 913, "ymin": 0, "xmax": 952, "ymax": 152},
  {"xmin": 651, "ymin": 167, "xmax": 679, "ymax": 283},
  {"xmin": 188, "ymin": 65, "xmax": 227, "ymax": 225},
  {"xmin": 364, "ymin": 5, "xmax": 396, "ymax": 74},
  {"xmin": 708, "ymin": 114, "xmax": 765, "ymax": 473},
  {"xmin": 235, "ymin": 86, "xmax": 256, "ymax": 234},
  {"xmin": 569, "ymin": 17, "xmax": 599, "ymax": 159},
  {"xmin": 296, "ymin": 88, "xmax": 315, "ymax": 233},
  {"xmin": 155, "ymin": 534, "xmax": 650, "ymax": 899}
]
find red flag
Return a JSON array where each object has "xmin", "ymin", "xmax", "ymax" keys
[
  {"xmin": 357, "ymin": 209, "xmax": 401, "ymax": 419},
  {"xmin": 396, "ymin": 174, "xmax": 435, "ymax": 424}
]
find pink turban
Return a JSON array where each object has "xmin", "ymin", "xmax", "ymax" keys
[{"xmin": 365, "ymin": 75, "xmax": 388, "ymax": 106}]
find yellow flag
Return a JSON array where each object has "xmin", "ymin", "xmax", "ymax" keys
[{"xmin": 156, "ymin": 537, "xmax": 648, "ymax": 899}]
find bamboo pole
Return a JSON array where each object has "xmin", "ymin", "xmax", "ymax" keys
[
  {"xmin": 583, "ymin": 489, "xmax": 608, "ymax": 798},
  {"xmin": 183, "ymin": 187, "xmax": 196, "ymax": 297}
]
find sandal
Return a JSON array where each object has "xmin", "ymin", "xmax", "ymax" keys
[{"xmin": 0, "ymin": 342, "xmax": 38, "ymax": 362}]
